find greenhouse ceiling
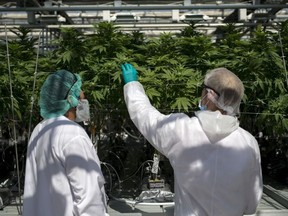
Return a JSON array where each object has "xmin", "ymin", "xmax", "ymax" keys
[{"xmin": 0, "ymin": 0, "xmax": 288, "ymax": 37}]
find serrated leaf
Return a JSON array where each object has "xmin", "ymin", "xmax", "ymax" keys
[
  {"xmin": 92, "ymin": 90, "xmax": 105, "ymax": 101},
  {"xmin": 171, "ymin": 97, "xmax": 192, "ymax": 111},
  {"xmin": 146, "ymin": 88, "xmax": 161, "ymax": 100}
]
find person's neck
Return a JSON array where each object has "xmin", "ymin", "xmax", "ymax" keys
[{"xmin": 65, "ymin": 107, "xmax": 76, "ymax": 121}]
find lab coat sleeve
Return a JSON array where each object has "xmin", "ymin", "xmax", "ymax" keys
[
  {"xmin": 62, "ymin": 135, "xmax": 107, "ymax": 216},
  {"xmin": 124, "ymin": 81, "xmax": 183, "ymax": 156},
  {"xmin": 244, "ymin": 137, "xmax": 263, "ymax": 214}
]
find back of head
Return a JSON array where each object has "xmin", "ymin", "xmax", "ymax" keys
[
  {"xmin": 204, "ymin": 67, "xmax": 244, "ymax": 116},
  {"xmin": 39, "ymin": 69, "xmax": 82, "ymax": 119}
]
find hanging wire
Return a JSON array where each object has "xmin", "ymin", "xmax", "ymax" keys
[
  {"xmin": 278, "ymin": 30, "xmax": 288, "ymax": 87},
  {"xmin": 101, "ymin": 162, "xmax": 113, "ymax": 192},
  {"xmin": 121, "ymin": 160, "xmax": 154, "ymax": 183},
  {"xmin": 28, "ymin": 29, "xmax": 42, "ymax": 139},
  {"xmin": 5, "ymin": 24, "xmax": 22, "ymax": 215},
  {"xmin": 101, "ymin": 162, "xmax": 122, "ymax": 192}
]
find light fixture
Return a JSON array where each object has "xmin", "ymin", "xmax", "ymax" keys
[
  {"xmin": 110, "ymin": 12, "xmax": 140, "ymax": 23},
  {"xmin": 179, "ymin": 13, "xmax": 211, "ymax": 23}
]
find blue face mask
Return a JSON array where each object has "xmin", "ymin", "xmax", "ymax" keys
[
  {"xmin": 198, "ymin": 100, "xmax": 207, "ymax": 111},
  {"xmin": 198, "ymin": 94, "xmax": 208, "ymax": 111}
]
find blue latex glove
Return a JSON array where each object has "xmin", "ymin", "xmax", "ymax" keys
[{"xmin": 121, "ymin": 63, "xmax": 138, "ymax": 84}]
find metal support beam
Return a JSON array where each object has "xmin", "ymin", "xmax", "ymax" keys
[
  {"xmin": 264, "ymin": 185, "xmax": 288, "ymax": 209},
  {"xmin": 267, "ymin": 0, "xmax": 288, "ymax": 17},
  {"xmin": 0, "ymin": 22, "xmax": 278, "ymax": 30}
]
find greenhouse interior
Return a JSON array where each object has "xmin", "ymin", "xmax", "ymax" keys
[{"xmin": 0, "ymin": 0, "xmax": 288, "ymax": 215}]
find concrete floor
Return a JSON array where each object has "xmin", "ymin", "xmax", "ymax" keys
[
  {"xmin": 1, "ymin": 181, "xmax": 288, "ymax": 216},
  {"xmin": 1, "ymin": 194, "xmax": 288, "ymax": 216}
]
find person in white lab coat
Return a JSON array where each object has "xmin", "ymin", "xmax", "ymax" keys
[
  {"xmin": 23, "ymin": 70, "xmax": 109, "ymax": 216},
  {"xmin": 121, "ymin": 63, "xmax": 263, "ymax": 216}
]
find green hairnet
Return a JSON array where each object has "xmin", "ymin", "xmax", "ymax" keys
[{"xmin": 39, "ymin": 69, "xmax": 82, "ymax": 119}]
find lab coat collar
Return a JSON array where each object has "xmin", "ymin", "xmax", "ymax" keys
[{"xmin": 195, "ymin": 110, "xmax": 239, "ymax": 143}]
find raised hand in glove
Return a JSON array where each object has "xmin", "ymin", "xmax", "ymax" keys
[{"xmin": 121, "ymin": 63, "xmax": 138, "ymax": 84}]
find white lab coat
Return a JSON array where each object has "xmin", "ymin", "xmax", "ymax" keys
[
  {"xmin": 23, "ymin": 116, "xmax": 108, "ymax": 216},
  {"xmin": 124, "ymin": 81, "xmax": 263, "ymax": 216}
]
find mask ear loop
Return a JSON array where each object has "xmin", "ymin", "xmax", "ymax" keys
[
  {"xmin": 206, "ymin": 88, "xmax": 219, "ymax": 105},
  {"xmin": 66, "ymin": 74, "xmax": 82, "ymax": 108},
  {"xmin": 207, "ymin": 89, "xmax": 235, "ymax": 115},
  {"xmin": 199, "ymin": 86, "xmax": 220, "ymax": 110},
  {"xmin": 64, "ymin": 73, "xmax": 78, "ymax": 100}
]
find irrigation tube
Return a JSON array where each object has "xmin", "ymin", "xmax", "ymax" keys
[
  {"xmin": 1, "ymin": 4, "xmax": 288, "ymax": 12},
  {"xmin": 5, "ymin": 24, "xmax": 22, "ymax": 215}
]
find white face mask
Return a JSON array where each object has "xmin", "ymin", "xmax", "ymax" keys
[{"xmin": 75, "ymin": 99, "xmax": 90, "ymax": 122}]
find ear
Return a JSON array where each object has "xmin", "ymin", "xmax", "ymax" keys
[{"xmin": 67, "ymin": 95, "xmax": 79, "ymax": 107}]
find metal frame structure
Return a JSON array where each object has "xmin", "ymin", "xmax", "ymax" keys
[{"xmin": 1, "ymin": 1, "xmax": 288, "ymax": 48}]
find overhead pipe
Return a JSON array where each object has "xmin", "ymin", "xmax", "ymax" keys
[
  {"xmin": 0, "ymin": 22, "xmax": 279, "ymax": 31},
  {"xmin": 0, "ymin": 4, "xmax": 288, "ymax": 12}
]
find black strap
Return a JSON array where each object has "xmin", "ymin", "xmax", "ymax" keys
[{"xmin": 187, "ymin": 111, "xmax": 196, "ymax": 118}]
